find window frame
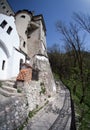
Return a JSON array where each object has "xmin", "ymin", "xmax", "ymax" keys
[
  {"xmin": 23, "ymin": 41, "xmax": 26, "ymax": 48},
  {"xmin": 0, "ymin": 20, "xmax": 7, "ymax": 29},
  {"xmin": 7, "ymin": 26, "xmax": 12, "ymax": 34},
  {"xmin": 2, "ymin": 60, "xmax": 5, "ymax": 70}
]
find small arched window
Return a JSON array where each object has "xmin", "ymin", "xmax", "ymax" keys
[
  {"xmin": 2, "ymin": 60, "xmax": 5, "ymax": 70},
  {"xmin": 20, "ymin": 59, "xmax": 23, "ymax": 70},
  {"xmin": 2, "ymin": 6, "xmax": 5, "ymax": 9},
  {"xmin": 21, "ymin": 15, "xmax": 25, "ymax": 18},
  {"xmin": 6, "ymin": 10, "xmax": 9, "ymax": 13},
  {"xmin": 23, "ymin": 41, "xmax": 26, "ymax": 48}
]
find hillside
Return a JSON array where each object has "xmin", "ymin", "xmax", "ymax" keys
[{"xmin": 48, "ymin": 50, "xmax": 90, "ymax": 130}]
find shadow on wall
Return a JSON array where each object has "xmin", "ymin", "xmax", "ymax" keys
[{"xmin": 32, "ymin": 68, "xmax": 39, "ymax": 81}]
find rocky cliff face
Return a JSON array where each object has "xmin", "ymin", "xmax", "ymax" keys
[
  {"xmin": 0, "ymin": 11, "xmax": 56, "ymax": 129},
  {"xmin": 0, "ymin": 53, "xmax": 57, "ymax": 130},
  {"xmin": 16, "ymin": 54, "xmax": 56, "ymax": 112},
  {"xmin": 30, "ymin": 54, "xmax": 56, "ymax": 93},
  {"xmin": 0, "ymin": 93, "xmax": 28, "ymax": 130}
]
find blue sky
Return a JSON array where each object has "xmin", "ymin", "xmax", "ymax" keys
[{"xmin": 8, "ymin": 0, "xmax": 90, "ymax": 51}]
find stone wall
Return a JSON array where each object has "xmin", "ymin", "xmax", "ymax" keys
[
  {"xmin": 25, "ymin": 81, "xmax": 49, "ymax": 111},
  {"xmin": 0, "ymin": 94, "xmax": 28, "ymax": 130},
  {"xmin": 0, "ymin": 53, "xmax": 56, "ymax": 129},
  {"xmin": 17, "ymin": 68, "xmax": 32, "ymax": 82},
  {"xmin": 30, "ymin": 55, "xmax": 56, "ymax": 93},
  {"xmin": 0, "ymin": 0, "xmax": 14, "ymax": 16},
  {"xmin": 27, "ymin": 28, "xmax": 41, "ymax": 58},
  {"xmin": 16, "ymin": 81, "xmax": 49, "ymax": 111}
]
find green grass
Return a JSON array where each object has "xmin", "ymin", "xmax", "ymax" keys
[
  {"xmin": 63, "ymin": 79, "xmax": 90, "ymax": 130},
  {"xmin": 40, "ymin": 82, "xmax": 46, "ymax": 95},
  {"xmin": 28, "ymin": 105, "xmax": 44, "ymax": 118},
  {"xmin": 17, "ymin": 89, "xmax": 22, "ymax": 93},
  {"xmin": 28, "ymin": 101, "xmax": 49, "ymax": 118}
]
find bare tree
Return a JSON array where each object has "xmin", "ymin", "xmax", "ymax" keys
[
  {"xmin": 56, "ymin": 21, "xmax": 85, "ymax": 103},
  {"xmin": 73, "ymin": 12, "xmax": 90, "ymax": 34}
]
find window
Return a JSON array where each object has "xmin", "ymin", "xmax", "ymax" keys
[
  {"xmin": 23, "ymin": 41, "xmax": 26, "ymax": 48},
  {"xmin": 2, "ymin": 6, "xmax": 5, "ymax": 9},
  {"xmin": 0, "ymin": 20, "xmax": 7, "ymax": 28},
  {"xmin": 32, "ymin": 69, "xmax": 39, "ymax": 81},
  {"xmin": 20, "ymin": 59, "xmax": 23, "ymax": 70},
  {"xmin": 21, "ymin": 15, "xmax": 25, "ymax": 18},
  {"xmin": 7, "ymin": 26, "xmax": 12, "ymax": 34},
  {"xmin": 1, "ymin": 2, "xmax": 4, "ymax": 5},
  {"xmin": 2, "ymin": 60, "xmax": 5, "ymax": 70},
  {"xmin": 6, "ymin": 10, "xmax": 9, "ymax": 13}
]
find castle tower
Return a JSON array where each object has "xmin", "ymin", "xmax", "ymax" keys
[
  {"xmin": 15, "ymin": 10, "xmax": 32, "ymax": 56},
  {"xmin": 15, "ymin": 10, "xmax": 56, "ymax": 92},
  {"xmin": 0, "ymin": 0, "xmax": 14, "ymax": 16},
  {"xmin": 27, "ymin": 15, "xmax": 47, "ymax": 58}
]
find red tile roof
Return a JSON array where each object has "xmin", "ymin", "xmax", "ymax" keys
[{"xmin": 17, "ymin": 68, "xmax": 32, "ymax": 82}]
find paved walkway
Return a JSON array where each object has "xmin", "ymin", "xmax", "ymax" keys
[{"xmin": 23, "ymin": 81, "xmax": 72, "ymax": 130}]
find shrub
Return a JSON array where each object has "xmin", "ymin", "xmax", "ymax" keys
[
  {"xmin": 17, "ymin": 89, "xmax": 22, "ymax": 93},
  {"xmin": 40, "ymin": 82, "xmax": 46, "ymax": 95}
]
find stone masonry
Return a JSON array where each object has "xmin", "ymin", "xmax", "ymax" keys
[
  {"xmin": 30, "ymin": 55, "xmax": 56, "ymax": 93},
  {"xmin": 0, "ymin": 94, "xmax": 28, "ymax": 130}
]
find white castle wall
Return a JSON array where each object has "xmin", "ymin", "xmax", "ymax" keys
[{"xmin": 0, "ymin": 14, "xmax": 25, "ymax": 80}]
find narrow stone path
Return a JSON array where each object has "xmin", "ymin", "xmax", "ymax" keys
[
  {"xmin": 49, "ymin": 85, "xmax": 71, "ymax": 130},
  {"xmin": 23, "ymin": 81, "xmax": 71, "ymax": 130}
]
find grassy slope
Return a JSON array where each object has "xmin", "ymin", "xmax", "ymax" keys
[
  {"xmin": 50, "ymin": 51, "xmax": 90, "ymax": 130},
  {"xmin": 63, "ymin": 79, "xmax": 90, "ymax": 130}
]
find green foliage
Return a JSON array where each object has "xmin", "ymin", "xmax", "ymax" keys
[
  {"xmin": 19, "ymin": 101, "xmax": 49, "ymax": 129},
  {"xmin": 53, "ymin": 73, "xmax": 60, "ymax": 80},
  {"xmin": 17, "ymin": 89, "xmax": 22, "ymax": 93},
  {"xmin": 28, "ymin": 110, "xmax": 35, "ymax": 118},
  {"xmin": 40, "ymin": 82, "xmax": 46, "ymax": 95},
  {"xmin": 19, "ymin": 125, "xmax": 24, "ymax": 130},
  {"xmin": 63, "ymin": 78, "xmax": 90, "ymax": 130},
  {"xmin": 44, "ymin": 100, "xmax": 49, "ymax": 105},
  {"xmin": 18, "ymin": 117, "xmax": 29, "ymax": 130},
  {"xmin": 36, "ymin": 104, "xmax": 39, "ymax": 109},
  {"xmin": 28, "ymin": 106, "xmax": 43, "ymax": 118},
  {"xmin": 40, "ymin": 82, "xmax": 44, "ymax": 86},
  {"xmin": 48, "ymin": 48, "xmax": 90, "ymax": 130}
]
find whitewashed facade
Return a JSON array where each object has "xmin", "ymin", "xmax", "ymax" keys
[{"xmin": 0, "ymin": 14, "xmax": 25, "ymax": 80}]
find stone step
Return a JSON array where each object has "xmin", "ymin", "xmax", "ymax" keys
[
  {"xmin": 0, "ymin": 88, "xmax": 19, "ymax": 97},
  {"xmin": 7, "ymin": 77, "xmax": 16, "ymax": 81},
  {"xmin": 2, "ymin": 81, "xmax": 16, "ymax": 88},
  {"xmin": 1, "ymin": 85, "xmax": 17, "ymax": 93}
]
